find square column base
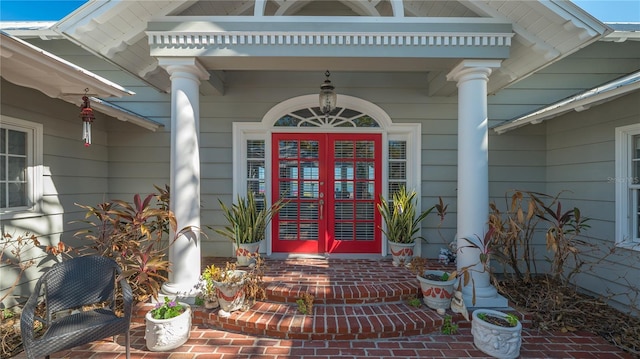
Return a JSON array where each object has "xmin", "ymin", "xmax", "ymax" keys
[{"xmin": 465, "ymin": 293, "xmax": 509, "ymax": 309}]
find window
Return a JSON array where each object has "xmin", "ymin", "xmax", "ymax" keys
[
  {"xmin": 246, "ymin": 139, "xmax": 266, "ymax": 210},
  {"xmin": 388, "ymin": 140, "xmax": 407, "ymax": 196},
  {"xmin": 0, "ymin": 116, "xmax": 42, "ymax": 215},
  {"xmin": 615, "ymin": 124, "xmax": 640, "ymax": 248}
]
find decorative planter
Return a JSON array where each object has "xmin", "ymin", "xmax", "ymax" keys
[
  {"xmin": 472, "ymin": 309, "xmax": 522, "ymax": 359},
  {"xmin": 388, "ymin": 241, "xmax": 415, "ymax": 267},
  {"xmin": 213, "ymin": 270, "xmax": 247, "ymax": 316},
  {"xmin": 416, "ymin": 270, "xmax": 456, "ymax": 313},
  {"xmin": 145, "ymin": 302, "xmax": 192, "ymax": 351},
  {"xmin": 235, "ymin": 241, "xmax": 261, "ymax": 267}
]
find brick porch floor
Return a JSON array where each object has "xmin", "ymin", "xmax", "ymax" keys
[{"xmin": 14, "ymin": 257, "xmax": 634, "ymax": 358}]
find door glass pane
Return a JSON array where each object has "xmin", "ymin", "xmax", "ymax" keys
[
  {"xmin": 279, "ymin": 181, "xmax": 298, "ymax": 198},
  {"xmin": 355, "ymin": 141, "xmax": 374, "ymax": 158},
  {"xmin": 300, "ymin": 162, "xmax": 319, "ymax": 180},
  {"xmin": 335, "ymin": 162, "xmax": 354, "ymax": 180},
  {"xmin": 280, "ymin": 202, "xmax": 299, "ymax": 220},
  {"xmin": 356, "ymin": 223, "xmax": 374, "ymax": 241},
  {"xmin": 355, "ymin": 182, "xmax": 374, "ymax": 200},
  {"xmin": 279, "ymin": 161, "xmax": 298, "ymax": 179},
  {"xmin": 278, "ymin": 223, "xmax": 298, "ymax": 240},
  {"xmin": 300, "ymin": 223, "xmax": 318, "ymax": 240},
  {"xmin": 356, "ymin": 203, "xmax": 374, "ymax": 220},
  {"xmin": 334, "ymin": 223, "xmax": 353, "ymax": 240},
  {"xmin": 279, "ymin": 140, "xmax": 298, "ymax": 158},
  {"xmin": 335, "ymin": 202, "xmax": 354, "ymax": 220},
  {"xmin": 356, "ymin": 162, "xmax": 374, "ymax": 180},
  {"xmin": 300, "ymin": 141, "xmax": 319, "ymax": 159},
  {"xmin": 300, "ymin": 203, "xmax": 318, "ymax": 220},
  {"xmin": 334, "ymin": 181, "xmax": 353, "ymax": 197},
  {"xmin": 300, "ymin": 181, "xmax": 319, "ymax": 198},
  {"xmin": 334, "ymin": 141, "xmax": 353, "ymax": 158}
]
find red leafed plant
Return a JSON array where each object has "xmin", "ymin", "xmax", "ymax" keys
[{"xmin": 55, "ymin": 185, "xmax": 197, "ymax": 303}]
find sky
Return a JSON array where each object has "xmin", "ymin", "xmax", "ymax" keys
[{"xmin": 0, "ymin": 0, "xmax": 638, "ymax": 22}]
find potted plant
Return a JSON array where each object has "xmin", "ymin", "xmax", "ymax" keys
[
  {"xmin": 456, "ymin": 226, "xmax": 522, "ymax": 358},
  {"xmin": 471, "ymin": 309, "xmax": 522, "ymax": 359},
  {"xmin": 202, "ymin": 262, "xmax": 246, "ymax": 316},
  {"xmin": 197, "ymin": 265, "xmax": 220, "ymax": 309},
  {"xmin": 216, "ymin": 191, "xmax": 286, "ymax": 266},
  {"xmin": 409, "ymin": 257, "xmax": 457, "ymax": 314},
  {"xmin": 416, "ymin": 269, "xmax": 457, "ymax": 314},
  {"xmin": 145, "ymin": 296, "xmax": 192, "ymax": 351},
  {"xmin": 377, "ymin": 187, "xmax": 446, "ymax": 266},
  {"xmin": 200, "ymin": 257, "xmax": 267, "ymax": 317}
]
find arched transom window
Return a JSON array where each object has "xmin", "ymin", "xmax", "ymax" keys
[{"xmin": 274, "ymin": 107, "xmax": 380, "ymax": 128}]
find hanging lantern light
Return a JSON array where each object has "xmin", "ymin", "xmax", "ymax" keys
[
  {"xmin": 79, "ymin": 88, "xmax": 95, "ymax": 147},
  {"xmin": 319, "ymin": 70, "xmax": 337, "ymax": 116}
]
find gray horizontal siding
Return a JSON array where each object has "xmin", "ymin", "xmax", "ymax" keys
[{"xmin": 543, "ymin": 91, "xmax": 640, "ymax": 314}]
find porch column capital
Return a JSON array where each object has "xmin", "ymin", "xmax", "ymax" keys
[
  {"xmin": 160, "ymin": 56, "xmax": 203, "ymax": 303},
  {"xmin": 446, "ymin": 59, "xmax": 502, "ymax": 83},
  {"xmin": 448, "ymin": 58, "xmax": 507, "ymax": 308},
  {"xmin": 158, "ymin": 57, "xmax": 210, "ymax": 81}
]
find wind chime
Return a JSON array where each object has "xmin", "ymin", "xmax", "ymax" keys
[{"xmin": 79, "ymin": 88, "xmax": 95, "ymax": 147}]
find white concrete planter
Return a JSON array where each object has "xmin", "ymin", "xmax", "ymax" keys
[
  {"xmin": 235, "ymin": 241, "xmax": 261, "ymax": 267},
  {"xmin": 472, "ymin": 309, "xmax": 522, "ymax": 359},
  {"xmin": 416, "ymin": 270, "xmax": 456, "ymax": 312},
  {"xmin": 213, "ymin": 270, "xmax": 247, "ymax": 316},
  {"xmin": 387, "ymin": 241, "xmax": 415, "ymax": 267},
  {"xmin": 145, "ymin": 302, "xmax": 192, "ymax": 351}
]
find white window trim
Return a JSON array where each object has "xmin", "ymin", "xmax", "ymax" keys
[
  {"xmin": 615, "ymin": 123, "xmax": 640, "ymax": 250},
  {"xmin": 233, "ymin": 95, "xmax": 422, "ymax": 256},
  {"xmin": 0, "ymin": 115, "xmax": 43, "ymax": 218}
]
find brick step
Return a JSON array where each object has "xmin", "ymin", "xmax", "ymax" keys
[
  {"xmin": 195, "ymin": 257, "xmax": 463, "ymax": 340},
  {"xmin": 265, "ymin": 279, "xmax": 419, "ymax": 305},
  {"xmin": 200, "ymin": 300, "xmax": 461, "ymax": 340}
]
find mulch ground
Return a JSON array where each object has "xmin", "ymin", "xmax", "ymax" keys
[{"xmin": 498, "ymin": 276, "xmax": 639, "ymax": 357}]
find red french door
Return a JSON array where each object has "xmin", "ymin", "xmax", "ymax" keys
[{"xmin": 272, "ymin": 133, "xmax": 382, "ymax": 254}]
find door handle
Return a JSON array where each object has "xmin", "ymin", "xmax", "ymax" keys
[{"xmin": 319, "ymin": 199, "xmax": 324, "ymax": 220}]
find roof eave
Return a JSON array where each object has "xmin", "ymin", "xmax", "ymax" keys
[
  {"xmin": 493, "ymin": 71, "xmax": 640, "ymax": 134},
  {"xmin": 0, "ymin": 31, "xmax": 160, "ymax": 131}
]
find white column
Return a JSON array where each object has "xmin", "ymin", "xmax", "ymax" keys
[
  {"xmin": 447, "ymin": 60, "xmax": 508, "ymax": 308},
  {"xmin": 158, "ymin": 58, "xmax": 209, "ymax": 303}
]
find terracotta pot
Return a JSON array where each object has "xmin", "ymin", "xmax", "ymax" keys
[
  {"xmin": 144, "ymin": 302, "xmax": 191, "ymax": 351},
  {"xmin": 387, "ymin": 240, "xmax": 415, "ymax": 267},
  {"xmin": 472, "ymin": 309, "xmax": 522, "ymax": 359},
  {"xmin": 416, "ymin": 270, "xmax": 456, "ymax": 311}
]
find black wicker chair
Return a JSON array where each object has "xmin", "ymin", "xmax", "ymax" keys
[{"xmin": 20, "ymin": 256, "xmax": 132, "ymax": 359}]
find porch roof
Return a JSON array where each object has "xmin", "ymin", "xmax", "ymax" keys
[{"xmin": 43, "ymin": 0, "xmax": 610, "ymax": 96}]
